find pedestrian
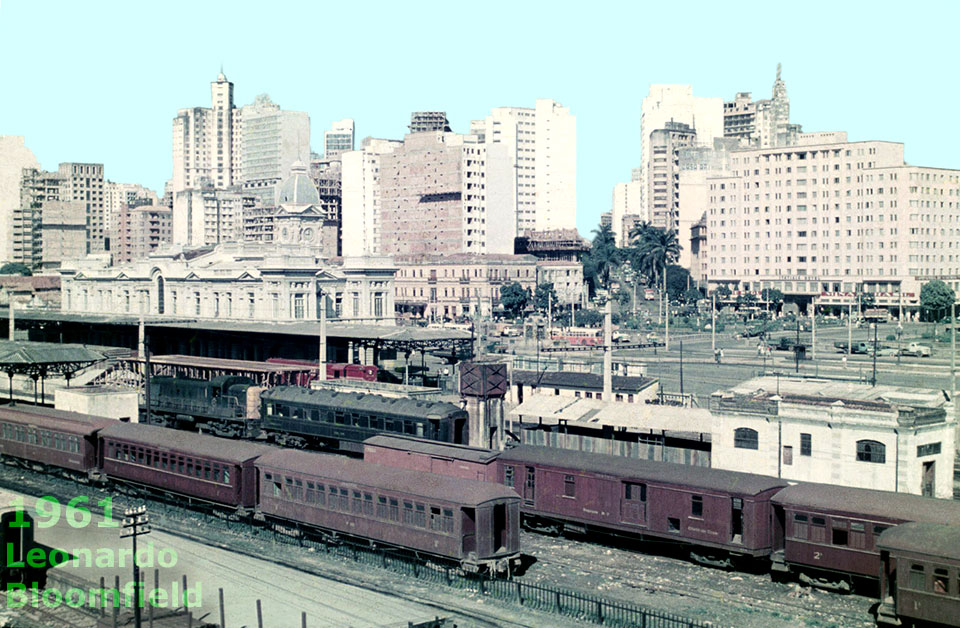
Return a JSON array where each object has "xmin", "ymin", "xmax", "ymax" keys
[{"xmin": 842, "ymin": 355, "xmax": 847, "ymax": 369}]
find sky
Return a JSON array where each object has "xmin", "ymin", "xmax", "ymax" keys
[{"xmin": 1, "ymin": 0, "xmax": 958, "ymax": 237}]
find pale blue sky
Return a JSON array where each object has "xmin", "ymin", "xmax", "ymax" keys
[{"xmin": 1, "ymin": 0, "xmax": 957, "ymax": 236}]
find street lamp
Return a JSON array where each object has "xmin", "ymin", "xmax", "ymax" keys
[
  {"xmin": 120, "ymin": 505, "xmax": 151, "ymax": 628},
  {"xmin": 896, "ymin": 323, "xmax": 903, "ymax": 365}
]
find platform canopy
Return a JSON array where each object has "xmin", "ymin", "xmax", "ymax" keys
[{"xmin": 0, "ymin": 341, "xmax": 106, "ymax": 379}]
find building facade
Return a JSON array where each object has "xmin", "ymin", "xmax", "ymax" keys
[
  {"xmin": 323, "ymin": 118, "xmax": 355, "ymax": 158},
  {"xmin": 104, "ymin": 182, "xmax": 160, "ymax": 233},
  {"xmin": 610, "ymin": 179, "xmax": 642, "ymax": 247},
  {"xmin": 239, "ymin": 94, "xmax": 310, "ymax": 207},
  {"xmin": 409, "ymin": 111, "xmax": 451, "ymax": 133},
  {"xmin": 60, "ymin": 243, "xmax": 397, "ymax": 325},
  {"xmin": 647, "ymin": 122, "xmax": 697, "ymax": 231},
  {"xmin": 710, "ymin": 377, "xmax": 955, "ymax": 498},
  {"xmin": 703, "ymin": 139, "xmax": 960, "ymax": 314},
  {"xmin": 112, "ymin": 204, "xmax": 172, "ymax": 264},
  {"xmin": 0, "ymin": 136, "xmax": 40, "ymax": 262},
  {"xmin": 340, "ymin": 138, "xmax": 402, "ymax": 257},
  {"xmin": 723, "ymin": 65, "xmax": 801, "ymax": 149},
  {"xmin": 470, "ymin": 99, "xmax": 577, "ymax": 232},
  {"xmin": 173, "ymin": 185, "xmax": 254, "ymax": 247}
]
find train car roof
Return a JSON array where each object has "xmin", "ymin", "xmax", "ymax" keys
[
  {"xmin": 877, "ymin": 522, "xmax": 960, "ymax": 561},
  {"xmin": 363, "ymin": 435, "xmax": 500, "ymax": 464},
  {"xmin": 99, "ymin": 423, "xmax": 274, "ymax": 463},
  {"xmin": 0, "ymin": 405, "xmax": 116, "ymax": 436},
  {"xmin": 262, "ymin": 386, "xmax": 465, "ymax": 419},
  {"xmin": 772, "ymin": 483, "xmax": 960, "ymax": 523},
  {"xmin": 256, "ymin": 448, "xmax": 519, "ymax": 506},
  {"xmin": 499, "ymin": 445, "xmax": 789, "ymax": 495}
]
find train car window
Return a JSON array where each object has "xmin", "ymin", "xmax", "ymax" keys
[
  {"xmin": 404, "ymin": 421, "xmax": 415, "ymax": 435},
  {"xmin": 328, "ymin": 486, "xmax": 339, "ymax": 510},
  {"xmin": 832, "ymin": 528, "xmax": 848, "ymax": 546},
  {"xmin": 416, "ymin": 423, "xmax": 425, "ymax": 438},
  {"xmin": 933, "ymin": 568, "xmax": 948, "ymax": 595},
  {"xmin": 265, "ymin": 403, "xmax": 274, "ymax": 416},
  {"xmin": 403, "ymin": 502, "xmax": 415, "ymax": 525},
  {"xmin": 350, "ymin": 413, "xmax": 360, "ymax": 426},
  {"xmin": 811, "ymin": 516, "xmax": 826, "ymax": 526},
  {"xmin": 691, "ymin": 496, "xmax": 703, "ymax": 518},
  {"xmin": 339, "ymin": 489, "xmax": 349, "ymax": 511},
  {"xmin": 316, "ymin": 485, "xmax": 325, "ymax": 506},
  {"xmin": 793, "ymin": 514, "xmax": 809, "ymax": 540},
  {"xmin": 430, "ymin": 507, "xmax": 441, "ymax": 530},
  {"xmin": 564, "ymin": 475, "xmax": 576, "ymax": 498},
  {"xmin": 161, "ymin": 455, "xmax": 168, "ymax": 471},
  {"xmin": 849, "ymin": 522, "xmax": 866, "ymax": 549},
  {"xmin": 442, "ymin": 509, "xmax": 454, "ymax": 534},
  {"xmin": 389, "ymin": 499, "xmax": 400, "ymax": 521},
  {"xmin": 223, "ymin": 468, "xmax": 230, "ymax": 484},
  {"xmin": 187, "ymin": 461, "xmax": 194, "ymax": 476},
  {"xmin": 273, "ymin": 478, "xmax": 282, "ymax": 497},
  {"xmin": 625, "ymin": 482, "xmax": 647, "ymax": 501},
  {"xmin": 504, "ymin": 466, "xmax": 515, "ymax": 488},
  {"xmin": 668, "ymin": 517, "xmax": 681, "ymax": 533},
  {"xmin": 310, "ymin": 410, "xmax": 319, "ymax": 422},
  {"xmin": 415, "ymin": 504, "xmax": 426, "ymax": 528},
  {"xmin": 357, "ymin": 415, "xmax": 369, "ymax": 429},
  {"xmin": 352, "ymin": 491, "xmax": 363, "ymax": 514},
  {"xmin": 305, "ymin": 482, "xmax": 315, "ymax": 503},
  {"xmin": 363, "ymin": 493, "xmax": 374, "ymax": 516},
  {"xmin": 856, "ymin": 440, "xmax": 886, "ymax": 464},
  {"xmin": 284, "ymin": 477, "xmax": 294, "ymax": 499},
  {"xmin": 333, "ymin": 411, "xmax": 344, "ymax": 425},
  {"xmin": 377, "ymin": 496, "xmax": 388, "ymax": 518},
  {"xmin": 371, "ymin": 418, "xmax": 384, "ymax": 430},
  {"xmin": 294, "ymin": 480, "xmax": 303, "ymax": 501},
  {"xmin": 177, "ymin": 457, "xmax": 185, "ymax": 474},
  {"xmin": 909, "ymin": 564, "xmax": 925, "ymax": 590}
]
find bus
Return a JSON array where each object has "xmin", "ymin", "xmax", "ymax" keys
[{"xmin": 550, "ymin": 327, "xmax": 603, "ymax": 346}]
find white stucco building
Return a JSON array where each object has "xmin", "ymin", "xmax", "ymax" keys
[
  {"xmin": 240, "ymin": 94, "xmax": 310, "ymax": 207},
  {"xmin": 324, "ymin": 118, "xmax": 355, "ymax": 158},
  {"xmin": 710, "ymin": 377, "xmax": 955, "ymax": 498},
  {"xmin": 470, "ymin": 99, "xmax": 577, "ymax": 233},
  {"xmin": 0, "ymin": 136, "xmax": 40, "ymax": 262},
  {"xmin": 341, "ymin": 138, "xmax": 401, "ymax": 257},
  {"xmin": 59, "ymin": 243, "xmax": 397, "ymax": 326}
]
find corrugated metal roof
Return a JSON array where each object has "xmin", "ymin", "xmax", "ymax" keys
[
  {"xmin": 364, "ymin": 435, "xmax": 500, "ymax": 464},
  {"xmin": 510, "ymin": 395, "xmax": 713, "ymax": 433},
  {"xmin": 256, "ymin": 448, "xmax": 518, "ymax": 505},
  {"xmin": 0, "ymin": 342, "xmax": 105, "ymax": 365},
  {"xmin": 500, "ymin": 445, "xmax": 787, "ymax": 495},
  {"xmin": 0, "ymin": 406, "xmax": 116, "ymax": 435},
  {"xmin": 512, "ymin": 370, "xmax": 657, "ymax": 393},
  {"xmin": 262, "ymin": 386, "xmax": 464, "ymax": 419},
  {"xmin": 877, "ymin": 522, "xmax": 960, "ymax": 560},
  {"xmin": 772, "ymin": 483, "xmax": 960, "ymax": 523},
  {"xmin": 99, "ymin": 423, "xmax": 274, "ymax": 463}
]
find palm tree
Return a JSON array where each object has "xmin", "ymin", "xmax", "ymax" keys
[
  {"xmin": 589, "ymin": 223, "xmax": 619, "ymax": 291},
  {"xmin": 636, "ymin": 227, "xmax": 682, "ymax": 349},
  {"xmin": 627, "ymin": 221, "xmax": 657, "ymax": 286}
]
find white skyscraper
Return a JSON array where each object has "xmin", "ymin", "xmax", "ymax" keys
[
  {"xmin": 324, "ymin": 119, "xmax": 355, "ymax": 158},
  {"xmin": 239, "ymin": 94, "xmax": 310, "ymax": 206},
  {"xmin": 470, "ymin": 98, "xmax": 576, "ymax": 234},
  {"xmin": 341, "ymin": 138, "xmax": 401, "ymax": 257},
  {"xmin": 0, "ymin": 136, "xmax": 40, "ymax": 262},
  {"xmin": 640, "ymin": 85, "xmax": 723, "ymax": 222}
]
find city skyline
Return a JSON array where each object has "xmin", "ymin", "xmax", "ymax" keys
[{"xmin": 1, "ymin": 0, "xmax": 958, "ymax": 237}]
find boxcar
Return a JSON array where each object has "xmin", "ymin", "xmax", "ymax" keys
[
  {"xmin": 499, "ymin": 445, "xmax": 788, "ymax": 566},
  {"xmin": 255, "ymin": 448, "xmax": 521, "ymax": 572},
  {"xmin": 363, "ymin": 435, "xmax": 501, "ymax": 482},
  {"xmin": 877, "ymin": 522, "xmax": 960, "ymax": 627},
  {"xmin": 99, "ymin": 423, "xmax": 273, "ymax": 510},
  {"xmin": 772, "ymin": 483, "xmax": 960, "ymax": 591},
  {"xmin": 261, "ymin": 387, "xmax": 468, "ymax": 452},
  {"xmin": 0, "ymin": 406, "xmax": 114, "ymax": 476}
]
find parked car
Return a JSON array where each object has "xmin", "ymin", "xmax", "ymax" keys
[
  {"xmin": 903, "ymin": 342, "xmax": 932, "ymax": 357},
  {"xmin": 851, "ymin": 342, "xmax": 871, "ymax": 355},
  {"xmin": 874, "ymin": 346, "xmax": 900, "ymax": 357},
  {"xmin": 834, "ymin": 341, "xmax": 849, "ymax": 353}
]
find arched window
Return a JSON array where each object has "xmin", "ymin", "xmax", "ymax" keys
[
  {"xmin": 156, "ymin": 276, "xmax": 165, "ymax": 315},
  {"xmin": 856, "ymin": 440, "xmax": 886, "ymax": 464},
  {"xmin": 734, "ymin": 427, "xmax": 759, "ymax": 450}
]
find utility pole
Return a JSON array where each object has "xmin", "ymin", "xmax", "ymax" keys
[
  {"xmin": 811, "ymin": 297, "xmax": 817, "ymax": 361},
  {"xmin": 795, "ymin": 319, "xmax": 800, "ymax": 374},
  {"xmin": 679, "ymin": 339, "xmax": 684, "ymax": 396},
  {"xmin": 847, "ymin": 300, "xmax": 853, "ymax": 356},
  {"xmin": 870, "ymin": 322, "xmax": 879, "ymax": 387},
  {"xmin": 318, "ymin": 291, "xmax": 327, "ymax": 382},
  {"xmin": 120, "ymin": 505, "xmax": 151, "ymax": 628},
  {"xmin": 7, "ymin": 301, "xmax": 13, "ymax": 341},
  {"xmin": 711, "ymin": 291, "xmax": 716, "ymax": 352},
  {"xmin": 143, "ymin": 335, "xmax": 152, "ymax": 425},
  {"xmin": 547, "ymin": 291, "xmax": 552, "ymax": 339},
  {"xmin": 952, "ymin": 301, "xmax": 956, "ymax": 402},
  {"xmin": 603, "ymin": 300, "xmax": 613, "ymax": 399},
  {"xmin": 664, "ymin": 265, "xmax": 670, "ymax": 351}
]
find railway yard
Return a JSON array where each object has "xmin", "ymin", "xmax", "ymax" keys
[{"xmin": 3, "ymin": 462, "xmax": 880, "ymax": 628}]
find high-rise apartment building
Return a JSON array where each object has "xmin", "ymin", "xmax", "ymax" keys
[
  {"xmin": 610, "ymin": 180, "xmax": 642, "ymax": 246},
  {"xmin": 0, "ymin": 136, "xmax": 40, "ymax": 263},
  {"xmin": 341, "ymin": 138, "xmax": 402, "ymax": 257},
  {"xmin": 409, "ymin": 112, "xmax": 451, "ymax": 133},
  {"xmin": 469, "ymin": 99, "xmax": 577, "ymax": 233},
  {"xmin": 112, "ymin": 204, "xmax": 172, "ymax": 264},
  {"xmin": 704, "ymin": 139, "xmax": 960, "ymax": 316},
  {"xmin": 378, "ymin": 132, "xmax": 514, "ymax": 256},
  {"xmin": 239, "ymin": 94, "xmax": 310, "ymax": 207},
  {"xmin": 323, "ymin": 119, "xmax": 355, "ymax": 158},
  {"xmin": 173, "ymin": 185, "xmax": 253, "ymax": 247},
  {"xmin": 104, "ymin": 182, "xmax": 160, "ymax": 232},
  {"xmin": 58, "ymin": 163, "xmax": 106, "ymax": 254},
  {"xmin": 646, "ymin": 122, "xmax": 697, "ymax": 231}
]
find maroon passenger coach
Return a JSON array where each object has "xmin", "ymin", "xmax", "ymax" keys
[
  {"xmin": 256, "ymin": 448, "xmax": 521, "ymax": 572},
  {"xmin": 363, "ymin": 434, "xmax": 501, "ymax": 482},
  {"xmin": 0, "ymin": 406, "xmax": 113, "ymax": 476},
  {"xmin": 99, "ymin": 423, "xmax": 273, "ymax": 510},
  {"xmin": 499, "ymin": 445, "xmax": 789, "ymax": 567},
  {"xmin": 772, "ymin": 482, "xmax": 960, "ymax": 591}
]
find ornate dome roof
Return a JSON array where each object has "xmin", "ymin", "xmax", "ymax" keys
[{"xmin": 275, "ymin": 161, "xmax": 320, "ymax": 206}]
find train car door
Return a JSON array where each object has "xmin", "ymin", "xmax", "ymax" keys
[
  {"xmin": 620, "ymin": 482, "xmax": 646, "ymax": 526},
  {"xmin": 731, "ymin": 497, "xmax": 744, "ymax": 544},
  {"xmin": 523, "ymin": 466, "xmax": 536, "ymax": 504}
]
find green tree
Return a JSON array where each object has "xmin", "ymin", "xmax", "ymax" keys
[
  {"xmin": 664, "ymin": 264, "xmax": 692, "ymax": 302},
  {"xmin": 585, "ymin": 223, "xmax": 620, "ymax": 293},
  {"xmin": 499, "ymin": 281, "xmax": 529, "ymax": 319},
  {"xmin": 635, "ymin": 227, "xmax": 682, "ymax": 300},
  {"xmin": 533, "ymin": 282, "xmax": 557, "ymax": 313},
  {"xmin": 738, "ymin": 292, "xmax": 758, "ymax": 308},
  {"xmin": 0, "ymin": 262, "xmax": 32, "ymax": 276},
  {"xmin": 682, "ymin": 288, "xmax": 702, "ymax": 306},
  {"xmin": 614, "ymin": 289, "xmax": 631, "ymax": 308},
  {"xmin": 920, "ymin": 280, "xmax": 956, "ymax": 322},
  {"xmin": 761, "ymin": 288, "xmax": 784, "ymax": 314},
  {"xmin": 860, "ymin": 292, "xmax": 877, "ymax": 312},
  {"xmin": 715, "ymin": 285, "xmax": 732, "ymax": 302}
]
